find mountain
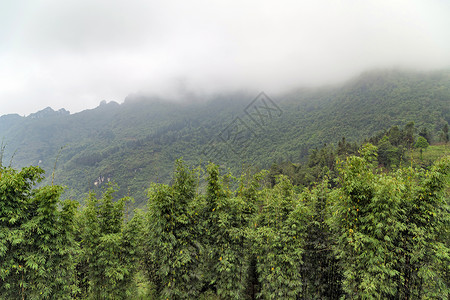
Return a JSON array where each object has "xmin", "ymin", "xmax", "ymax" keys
[
  {"xmin": 28, "ymin": 107, "xmax": 70, "ymax": 119},
  {"xmin": 1, "ymin": 69, "xmax": 449, "ymax": 206}
]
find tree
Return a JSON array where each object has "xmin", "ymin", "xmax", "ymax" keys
[
  {"xmin": 418, "ymin": 127, "xmax": 431, "ymax": 143},
  {"xmin": 415, "ymin": 136, "xmax": 429, "ymax": 149},
  {"xmin": 402, "ymin": 121, "xmax": 416, "ymax": 149},
  {"xmin": 329, "ymin": 144, "xmax": 404, "ymax": 299},
  {"xmin": 388, "ymin": 126, "xmax": 403, "ymax": 146},
  {"xmin": 252, "ymin": 175, "xmax": 309, "ymax": 299},
  {"xmin": 0, "ymin": 166, "xmax": 78, "ymax": 299},
  {"xmin": 395, "ymin": 156, "xmax": 450, "ymax": 299},
  {"xmin": 301, "ymin": 179, "xmax": 343, "ymax": 299},
  {"xmin": 329, "ymin": 144, "xmax": 450, "ymax": 299},
  {"xmin": 144, "ymin": 160, "xmax": 202, "ymax": 299},
  {"xmin": 199, "ymin": 163, "xmax": 251, "ymax": 299},
  {"xmin": 377, "ymin": 135, "xmax": 402, "ymax": 168},
  {"xmin": 415, "ymin": 136, "xmax": 429, "ymax": 160},
  {"xmin": 77, "ymin": 185, "xmax": 138, "ymax": 299},
  {"xmin": 440, "ymin": 123, "xmax": 449, "ymax": 143}
]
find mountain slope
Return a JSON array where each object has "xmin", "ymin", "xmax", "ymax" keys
[{"xmin": 1, "ymin": 69, "xmax": 449, "ymax": 206}]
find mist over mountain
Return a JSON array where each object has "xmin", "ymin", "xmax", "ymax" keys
[
  {"xmin": 0, "ymin": 69, "xmax": 449, "ymax": 206},
  {"xmin": 2, "ymin": 1, "xmax": 450, "ymax": 297},
  {"xmin": 2, "ymin": 0, "xmax": 450, "ymax": 116}
]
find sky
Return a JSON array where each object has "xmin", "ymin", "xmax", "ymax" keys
[{"xmin": 1, "ymin": 0, "xmax": 449, "ymax": 116}]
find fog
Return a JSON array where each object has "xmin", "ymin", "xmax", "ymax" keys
[{"xmin": 1, "ymin": 0, "xmax": 449, "ymax": 115}]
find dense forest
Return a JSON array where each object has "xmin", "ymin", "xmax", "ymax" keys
[
  {"xmin": 0, "ymin": 69, "xmax": 449, "ymax": 298},
  {"xmin": 1, "ymin": 127, "xmax": 449, "ymax": 298},
  {"xmin": 0, "ymin": 69, "xmax": 449, "ymax": 206}
]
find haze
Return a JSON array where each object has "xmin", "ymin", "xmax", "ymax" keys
[{"xmin": 1, "ymin": 0, "xmax": 449, "ymax": 116}]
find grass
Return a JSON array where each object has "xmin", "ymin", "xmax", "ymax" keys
[{"xmin": 410, "ymin": 143, "xmax": 450, "ymax": 167}]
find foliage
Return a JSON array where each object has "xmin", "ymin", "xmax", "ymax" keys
[
  {"xmin": 301, "ymin": 179, "xmax": 343, "ymax": 299},
  {"xmin": 396, "ymin": 155, "xmax": 450, "ymax": 299},
  {"xmin": 1, "ymin": 112, "xmax": 449, "ymax": 299},
  {"xmin": 199, "ymin": 163, "xmax": 253, "ymax": 299},
  {"xmin": 329, "ymin": 144, "xmax": 450, "ymax": 299},
  {"xmin": 0, "ymin": 166, "xmax": 78, "ymax": 299},
  {"xmin": 77, "ymin": 185, "xmax": 139, "ymax": 299},
  {"xmin": 144, "ymin": 160, "xmax": 203, "ymax": 299},
  {"xmin": 440, "ymin": 124, "xmax": 449, "ymax": 143},
  {"xmin": 251, "ymin": 175, "xmax": 308, "ymax": 299},
  {"xmin": 1, "ymin": 69, "xmax": 449, "ymax": 206},
  {"xmin": 415, "ymin": 136, "xmax": 429, "ymax": 150},
  {"xmin": 377, "ymin": 135, "xmax": 403, "ymax": 168}
]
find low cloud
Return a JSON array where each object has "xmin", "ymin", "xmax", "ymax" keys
[{"xmin": 1, "ymin": 0, "xmax": 449, "ymax": 115}]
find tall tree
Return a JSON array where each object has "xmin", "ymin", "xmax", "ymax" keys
[
  {"xmin": 329, "ymin": 144, "xmax": 403, "ymax": 299},
  {"xmin": 329, "ymin": 145, "xmax": 450, "ymax": 299},
  {"xmin": 403, "ymin": 121, "xmax": 416, "ymax": 148},
  {"xmin": 0, "ymin": 166, "xmax": 78, "ymax": 299},
  {"xmin": 252, "ymin": 175, "xmax": 309, "ymax": 299},
  {"xmin": 440, "ymin": 123, "xmax": 449, "ymax": 143},
  {"xmin": 418, "ymin": 127, "xmax": 431, "ymax": 143},
  {"xmin": 78, "ymin": 185, "xmax": 138, "ymax": 299},
  {"xmin": 200, "ymin": 163, "xmax": 252, "ymax": 299},
  {"xmin": 395, "ymin": 156, "xmax": 450, "ymax": 299},
  {"xmin": 144, "ymin": 160, "xmax": 202, "ymax": 299},
  {"xmin": 301, "ymin": 179, "xmax": 343, "ymax": 299},
  {"xmin": 414, "ymin": 136, "xmax": 429, "ymax": 160}
]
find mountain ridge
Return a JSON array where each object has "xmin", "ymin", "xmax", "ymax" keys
[{"xmin": 1, "ymin": 68, "xmax": 449, "ymax": 206}]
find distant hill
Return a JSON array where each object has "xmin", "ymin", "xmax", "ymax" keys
[{"xmin": 1, "ymin": 69, "xmax": 449, "ymax": 206}]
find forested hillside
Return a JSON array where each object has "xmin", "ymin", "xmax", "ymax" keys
[
  {"xmin": 1, "ymin": 146, "xmax": 449, "ymax": 299},
  {"xmin": 0, "ymin": 69, "xmax": 449, "ymax": 206},
  {"xmin": 0, "ymin": 68, "xmax": 449, "ymax": 298}
]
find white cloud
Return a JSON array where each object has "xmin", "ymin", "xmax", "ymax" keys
[{"xmin": 1, "ymin": 0, "xmax": 449, "ymax": 115}]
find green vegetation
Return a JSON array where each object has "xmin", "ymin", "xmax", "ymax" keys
[
  {"xmin": 412, "ymin": 144, "xmax": 450, "ymax": 166},
  {"xmin": 0, "ymin": 69, "xmax": 449, "ymax": 298},
  {"xmin": 329, "ymin": 145, "xmax": 449, "ymax": 298},
  {"xmin": 76, "ymin": 186, "xmax": 142, "ymax": 299},
  {"xmin": 0, "ymin": 166, "xmax": 78, "ymax": 299},
  {"xmin": 0, "ymin": 69, "xmax": 449, "ymax": 206},
  {"xmin": 1, "ymin": 142, "xmax": 448, "ymax": 298}
]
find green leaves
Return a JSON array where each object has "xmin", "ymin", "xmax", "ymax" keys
[
  {"xmin": 251, "ymin": 175, "xmax": 308, "ymax": 299},
  {"xmin": 330, "ymin": 147, "xmax": 450, "ymax": 299},
  {"xmin": 201, "ymin": 163, "xmax": 253, "ymax": 299},
  {"xmin": 1, "ymin": 150, "xmax": 448, "ymax": 299},
  {"xmin": 76, "ymin": 184, "xmax": 139, "ymax": 299},
  {"xmin": 0, "ymin": 166, "xmax": 78, "ymax": 299},
  {"xmin": 144, "ymin": 160, "xmax": 203, "ymax": 299}
]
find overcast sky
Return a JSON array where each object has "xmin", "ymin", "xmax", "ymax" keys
[{"xmin": 1, "ymin": 0, "xmax": 449, "ymax": 116}]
